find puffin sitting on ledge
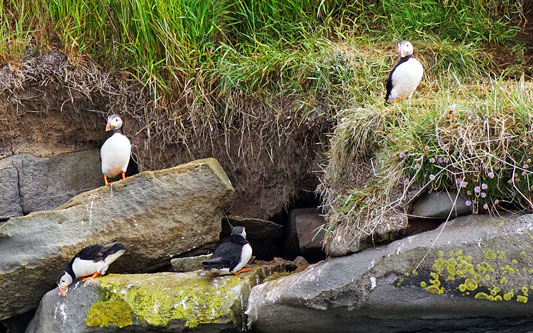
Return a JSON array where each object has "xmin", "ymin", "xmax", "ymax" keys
[
  {"xmin": 203, "ymin": 226, "xmax": 253, "ymax": 275},
  {"xmin": 100, "ymin": 114, "xmax": 131, "ymax": 186},
  {"xmin": 57, "ymin": 242, "xmax": 126, "ymax": 296},
  {"xmin": 385, "ymin": 41, "xmax": 424, "ymax": 104}
]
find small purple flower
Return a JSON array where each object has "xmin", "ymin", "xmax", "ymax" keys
[
  {"xmin": 481, "ymin": 192, "xmax": 487, "ymax": 198},
  {"xmin": 522, "ymin": 171, "xmax": 527, "ymax": 176},
  {"xmin": 482, "ymin": 163, "xmax": 487, "ymax": 169},
  {"xmin": 483, "ymin": 203, "xmax": 489, "ymax": 210},
  {"xmin": 460, "ymin": 181, "xmax": 468, "ymax": 188},
  {"xmin": 488, "ymin": 172, "xmax": 495, "ymax": 179},
  {"xmin": 429, "ymin": 174, "xmax": 436, "ymax": 181},
  {"xmin": 429, "ymin": 157, "xmax": 436, "ymax": 163},
  {"xmin": 444, "ymin": 157, "xmax": 450, "ymax": 163},
  {"xmin": 399, "ymin": 152, "xmax": 406, "ymax": 159},
  {"xmin": 481, "ymin": 183, "xmax": 488, "ymax": 190},
  {"xmin": 474, "ymin": 186, "xmax": 481, "ymax": 193},
  {"xmin": 438, "ymin": 158, "xmax": 444, "ymax": 163},
  {"xmin": 437, "ymin": 140, "xmax": 443, "ymax": 147},
  {"xmin": 465, "ymin": 200, "xmax": 472, "ymax": 206},
  {"xmin": 524, "ymin": 164, "xmax": 529, "ymax": 169},
  {"xmin": 415, "ymin": 163, "xmax": 421, "ymax": 169}
]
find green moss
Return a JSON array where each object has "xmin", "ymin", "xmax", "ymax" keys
[
  {"xmin": 464, "ymin": 278, "xmax": 478, "ymax": 291},
  {"xmin": 86, "ymin": 270, "xmax": 265, "ymax": 329},
  {"xmin": 427, "ymin": 285, "xmax": 444, "ymax": 294},
  {"xmin": 503, "ymin": 291, "xmax": 514, "ymax": 301},
  {"xmin": 86, "ymin": 298, "xmax": 133, "ymax": 328},
  {"xmin": 475, "ymin": 292, "xmax": 490, "ymax": 300},
  {"xmin": 485, "ymin": 250, "xmax": 497, "ymax": 260}
]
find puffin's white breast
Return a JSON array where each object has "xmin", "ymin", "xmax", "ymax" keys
[
  {"xmin": 101, "ymin": 133, "xmax": 131, "ymax": 178},
  {"xmin": 71, "ymin": 257, "xmax": 106, "ymax": 278},
  {"xmin": 389, "ymin": 58, "xmax": 424, "ymax": 101},
  {"xmin": 232, "ymin": 243, "xmax": 252, "ymax": 273}
]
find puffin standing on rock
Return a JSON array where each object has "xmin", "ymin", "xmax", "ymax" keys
[
  {"xmin": 385, "ymin": 41, "xmax": 424, "ymax": 104},
  {"xmin": 100, "ymin": 114, "xmax": 131, "ymax": 186},
  {"xmin": 57, "ymin": 242, "xmax": 126, "ymax": 296},
  {"xmin": 203, "ymin": 226, "xmax": 253, "ymax": 275}
]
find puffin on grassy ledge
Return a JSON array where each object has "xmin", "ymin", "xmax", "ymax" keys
[
  {"xmin": 202, "ymin": 226, "xmax": 253, "ymax": 275},
  {"xmin": 100, "ymin": 114, "xmax": 131, "ymax": 186},
  {"xmin": 385, "ymin": 41, "xmax": 424, "ymax": 104},
  {"xmin": 57, "ymin": 242, "xmax": 126, "ymax": 296}
]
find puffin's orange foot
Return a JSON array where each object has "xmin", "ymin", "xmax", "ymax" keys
[
  {"xmin": 121, "ymin": 172, "xmax": 126, "ymax": 180},
  {"xmin": 81, "ymin": 272, "xmax": 101, "ymax": 282},
  {"xmin": 104, "ymin": 176, "xmax": 110, "ymax": 186},
  {"xmin": 235, "ymin": 269, "xmax": 251, "ymax": 275}
]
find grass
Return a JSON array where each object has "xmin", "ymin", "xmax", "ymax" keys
[
  {"xmin": 0, "ymin": 0, "xmax": 531, "ymax": 253},
  {"xmin": 320, "ymin": 78, "xmax": 533, "ymax": 255}
]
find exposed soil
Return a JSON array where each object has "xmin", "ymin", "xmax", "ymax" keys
[{"xmin": 0, "ymin": 52, "xmax": 329, "ymax": 221}]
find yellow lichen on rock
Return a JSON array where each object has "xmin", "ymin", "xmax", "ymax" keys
[
  {"xmin": 84, "ymin": 269, "xmax": 271, "ymax": 329},
  {"xmin": 86, "ymin": 298, "xmax": 133, "ymax": 328},
  {"xmin": 517, "ymin": 295, "xmax": 528, "ymax": 303}
]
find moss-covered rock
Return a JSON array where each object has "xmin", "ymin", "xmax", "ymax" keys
[
  {"xmin": 248, "ymin": 214, "xmax": 533, "ymax": 332},
  {"xmin": 27, "ymin": 264, "xmax": 286, "ymax": 333},
  {"xmin": 0, "ymin": 158, "xmax": 233, "ymax": 320}
]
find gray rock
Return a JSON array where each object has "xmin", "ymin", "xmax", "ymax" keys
[
  {"xmin": 223, "ymin": 216, "xmax": 282, "ymax": 240},
  {"xmin": 294, "ymin": 211, "xmax": 325, "ymax": 256},
  {"xmin": 284, "ymin": 208, "xmax": 324, "ymax": 258},
  {"xmin": 171, "ymin": 254, "xmax": 212, "ymax": 272},
  {"xmin": 291, "ymin": 256, "xmax": 309, "ymax": 268},
  {"xmin": 247, "ymin": 214, "xmax": 533, "ymax": 332},
  {"xmin": 0, "ymin": 162, "xmax": 22, "ymax": 219},
  {"xmin": 14, "ymin": 150, "xmax": 104, "ymax": 214},
  {"xmin": 223, "ymin": 216, "xmax": 283, "ymax": 258},
  {"xmin": 411, "ymin": 191, "xmax": 471, "ymax": 219},
  {"xmin": 0, "ymin": 158, "xmax": 233, "ymax": 320},
  {"xmin": 27, "ymin": 265, "xmax": 284, "ymax": 333}
]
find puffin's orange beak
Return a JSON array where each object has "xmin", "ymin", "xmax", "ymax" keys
[
  {"xmin": 105, "ymin": 122, "xmax": 113, "ymax": 131},
  {"xmin": 58, "ymin": 286, "xmax": 68, "ymax": 296}
]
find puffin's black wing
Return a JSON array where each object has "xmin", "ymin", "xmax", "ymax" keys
[
  {"xmin": 76, "ymin": 242, "xmax": 125, "ymax": 262},
  {"xmin": 203, "ymin": 242, "xmax": 242, "ymax": 271},
  {"xmin": 385, "ymin": 55, "xmax": 414, "ymax": 102},
  {"xmin": 76, "ymin": 244, "xmax": 107, "ymax": 262},
  {"xmin": 385, "ymin": 69, "xmax": 394, "ymax": 102}
]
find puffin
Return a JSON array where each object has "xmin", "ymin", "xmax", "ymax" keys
[
  {"xmin": 100, "ymin": 114, "xmax": 131, "ymax": 186},
  {"xmin": 385, "ymin": 41, "xmax": 424, "ymax": 103},
  {"xmin": 202, "ymin": 226, "xmax": 253, "ymax": 275},
  {"xmin": 57, "ymin": 242, "xmax": 126, "ymax": 296}
]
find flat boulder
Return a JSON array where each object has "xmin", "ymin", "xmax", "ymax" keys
[
  {"xmin": 0, "ymin": 158, "xmax": 233, "ymax": 320},
  {"xmin": 27, "ymin": 265, "xmax": 285, "ymax": 333},
  {"xmin": 0, "ymin": 150, "xmax": 104, "ymax": 216},
  {"xmin": 247, "ymin": 214, "xmax": 533, "ymax": 332}
]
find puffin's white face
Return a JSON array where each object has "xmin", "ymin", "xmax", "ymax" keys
[
  {"xmin": 105, "ymin": 115, "xmax": 123, "ymax": 131},
  {"xmin": 57, "ymin": 271, "xmax": 73, "ymax": 296},
  {"xmin": 232, "ymin": 226, "xmax": 247, "ymax": 239},
  {"xmin": 398, "ymin": 41, "xmax": 414, "ymax": 58}
]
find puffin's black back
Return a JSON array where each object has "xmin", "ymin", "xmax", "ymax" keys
[
  {"xmin": 76, "ymin": 242, "xmax": 126, "ymax": 262},
  {"xmin": 385, "ymin": 54, "xmax": 414, "ymax": 102},
  {"xmin": 203, "ymin": 241, "xmax": 244, "ymax": 271}
]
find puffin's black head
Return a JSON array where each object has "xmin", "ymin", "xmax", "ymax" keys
[
  {"xmin": 105, "ymin": 114, "xmax": 123, "ymax": 132},
  {"xmin": 397, "ymin": 41, "xmax": 414, "ymax": 58},
  {"xmin": 57, "ymin": 270, "xmax": 74, "ymax": 297},
  {"xmin": 231, "ymin": 226, "xmax": 246, "ymax": 239}
]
